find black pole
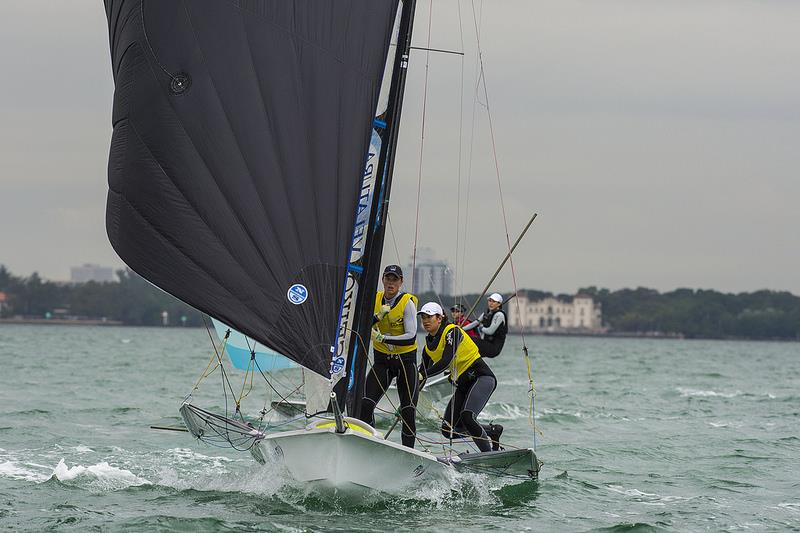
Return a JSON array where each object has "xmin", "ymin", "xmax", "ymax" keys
[{"xmin": 342, "ymin": 0, "xmax": 419, "ymax": 418}]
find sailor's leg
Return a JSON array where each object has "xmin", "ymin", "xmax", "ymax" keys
[
  {"xmin": 458, "ymin": 375, "xmax": 498, "ymax": 452},
  {"xmin": 440, "ymin": 387, "xmax": 469, "ymax": 441},
  {"xmin": 395, "ymin": 352, "xmax": 418, "ymax": 448},
  {"xmin": 358, "ymin": 352, "xmax": 391, "ymax": 426}
]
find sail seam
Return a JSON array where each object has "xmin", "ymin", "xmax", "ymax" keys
[
  {"xmin": 236, "ymin": 5, "xmax": 309, "ymax": 271},
  {"xmin": 177, "ymin": 0, "xmax": 289, "ymax": 293},
  {"xmin": 117, "ymin": 120, "xmax": 274, "ymax": 316}
]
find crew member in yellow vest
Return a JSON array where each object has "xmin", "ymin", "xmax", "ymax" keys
[
  {"xmin": 417, "ymin": 302, "xmax": 503, "ymax": 452},
  {"xmin": 358, "ymin": 264, "xmax": 420, "ymax": 448}
]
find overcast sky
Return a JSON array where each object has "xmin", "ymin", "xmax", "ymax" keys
[{"xmin": 1, "ymin": 1, "xmax": 798, "ymax": 296}]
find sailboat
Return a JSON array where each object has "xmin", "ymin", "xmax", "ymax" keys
[{"xmin": 103, "ymin": 0, "xmax": 540, "ymax": 493}]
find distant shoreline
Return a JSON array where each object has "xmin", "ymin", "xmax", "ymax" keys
[
  {"xmin": 507, "ymin": 330, "xmax": 799, "ymax": 343},
  {"xmin": 1, "ymin": 318, "xmax": 796, "ymax": 342},
  {"xmin": 0, "ymin": 317, "xmax": 126, "ymax": 326}
]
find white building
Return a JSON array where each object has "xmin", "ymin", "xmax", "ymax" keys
[
  {"xmin": 70, "ymin": 264, "xmax": 116, "ymax": 283},
  {"xmin": 507, "ymin": 292, "xmax": 603, "ymax": 332}
]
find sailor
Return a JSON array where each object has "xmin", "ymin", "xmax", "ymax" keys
[
  {"xmin": 417, "ymin": 302, "xmax": 503, "ymax": 452},
  {"xmin": 359, "ymin": 265, "xmax": 419, "ymax": 448},
  {"xmin": 463, "ymin": 292, "xmax": 507, "ymax": 358},
  {"xmin": 450, "ymin": 303, "xmax": 478, "ymax": 339}
]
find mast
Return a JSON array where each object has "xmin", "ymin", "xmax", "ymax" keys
[{"xmin": 339, "ymin": 0, "xmax": 418, "ymax": 416}]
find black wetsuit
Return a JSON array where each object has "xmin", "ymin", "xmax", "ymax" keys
[
  {"xmin": 420, "ymin": 322, "xmax": 498, "ymax": 452},
  {"xmin": 358, "ymin": 293, "xmax": 418, "ymax": 448},
  {"xmin": 473, "ymin": 308, "xmax": 507, "ymax": 358},
  {"xmin": 360, "ymin": 350, "xmax": 418, "ymax": 448}
]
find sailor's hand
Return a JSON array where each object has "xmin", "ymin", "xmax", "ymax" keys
[
  {"xmin": 371, "ymin": 328, "xmax": 385, "ymax": 343},
  {"xmin": 418, "ymin": 371, "xmax": 427, "ymax": 389},
  {"xmin": 377, "ymin": 304, "xmax": 391, "ymax": 320}
]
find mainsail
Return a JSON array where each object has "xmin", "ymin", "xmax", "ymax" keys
[{"xmin": 104, "ymin": 0, "xmax": 400, "ymax": 377}]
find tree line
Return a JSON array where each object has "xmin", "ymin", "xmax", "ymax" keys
[
  {"xmin": 575, "ymin": 286, "xmax": 800, "ymax": 340},
  {"xmin": 418, "ymin": 287, "xmax": 800, "ymax": 341},
  {"xmin": 1, "ymin": 265, "xmax": 798, "ymax": 339},
  {"xmin": 0, "ymin": 265, "xmax": 203, "ymax": 327}
]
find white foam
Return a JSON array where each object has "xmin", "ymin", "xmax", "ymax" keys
[
  {"xmin": 607, "ymin": 484, "xmax": 660, "ymax": 498},
  {"xmin": 408, "ymin": 467, "xmax": 498, "ymax": 506},
  {"xmin": 482, "ymin": 402, "xmax": 529, "ymax": 421},
  {"xmin": 677, "ymin": 387, "xmax": 741, "ymax": 398},
  {"xmin": 606, "ymin": 484, "xmax": 693, "ymax": 506},
  {"xmin": 166, "ymin": 447, "xmax": 233, "ymax": 466},
  {"xmin": 776, "ymin": 502, "xmax": 800, "ymax": 514},
  {"xmin": 154, "ymin": 452, "xmax": 290, "ymax": 497},
  {"xmin": 0, "ymin": 460, "xmax": 51, "ymax": 482},
  {"xmin": 51, "ymin": 459, "xmax": 151, "ymax": 490}
]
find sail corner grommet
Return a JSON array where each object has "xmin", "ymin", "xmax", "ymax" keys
[{"xmin": 169, "ymin": 72, "xmax": 192, "ymax": 95}]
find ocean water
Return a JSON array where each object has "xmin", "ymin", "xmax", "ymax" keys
[{"xmin": 1, "ymin": 324, "xmax": 798, "ymax": 531}]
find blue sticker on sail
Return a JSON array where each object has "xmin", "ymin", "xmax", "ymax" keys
[
  {"xmin": 330, "ymin": 356, "xmax": 345, "ymax": 374},
  {"xmin": 287, "ymin": 284, "xmax": 308, "ymax": 305}
]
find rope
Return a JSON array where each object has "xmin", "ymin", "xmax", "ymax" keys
[
  {"xmin": 467, "ymin": 0, "xmax": 538, "ymax": 449},
  {"xmin": 454, "ymin": 0, "xmax": 467, "ymax": 303},
  {"xmin": 410, "ymin": 0, "xmax": 435, "ymax": 293},
  {"xmin": 386, "ymin": 212, "xmax": 403, "ymax": 265}
]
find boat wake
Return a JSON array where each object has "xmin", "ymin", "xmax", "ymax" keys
[
  {"xmin": 481, "ymin": 402, "xmax": 529, "ymax": 421},
  {"xmin": 2, "ymin": 440, "xmax": 537, "ymax": 507},
  {"xmin": 51, "ymin": 459, "xmax": 151, "ymax": 491}
]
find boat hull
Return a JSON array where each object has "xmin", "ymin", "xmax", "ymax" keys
[
  {"xmin": 449, "ymin": 448, "xmax": 541, "ymax": 480},
  {"xmin": 251, "ymin": 421, "xmax": 450, "ymax": 494}
]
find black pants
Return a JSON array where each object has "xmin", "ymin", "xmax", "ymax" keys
[
  {"xmin": 359, "ymin": 350, "xmax": 418, "ymax": 448},
  {"xmin": 441, "ymin": 373, "xmax": 497, "ymax": 452},
  {"xmin": 474, "ymin": 338, "xmax": 504, "ymax": 358}
]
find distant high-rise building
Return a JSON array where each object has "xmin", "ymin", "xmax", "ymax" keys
[
  {"xmin": 70, "ymin": 264, "xmax": 116, "ymax": 283},
  {"xmin": 408, "ymin": 248, "xmax": 453, "ymax": 296}
]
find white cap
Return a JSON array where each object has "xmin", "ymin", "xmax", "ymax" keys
[
  {"xmin": 488, "ymin": 292, "xmax": 503, "ymax": 303},
  {"xmin": 417, "ymin": 302, "xmax": 444, "ymax": 316}
]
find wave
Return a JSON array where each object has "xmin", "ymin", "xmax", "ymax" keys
[
  {"xmin": 0, "ymin": 444, "xmax": 535, "ymax": 508},
  {"xmin": 481, "ymin": 402, "xmax": 530, "ymax": 421},
  {"xmin": 0, "ymin": 460, "xmax": 52, "ymax": 482},
  {"xmin": 676, "ymin": 387, "xmax": 777, "ymax": 400},
  {"xmin": 605, "ymin": 484, "xmax": 693, "ymax": 506},
  {"xmin": 51, "ymin": 459, "xmax": 151, "ymax": 491},
  {"xmin": 586, "ymin": 522, "xmax": 672, "ymax": 533}
]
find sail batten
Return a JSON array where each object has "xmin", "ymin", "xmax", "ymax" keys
[{"xmin": 105, "ymin": 0, "xmax": 400, "ymax": 377}]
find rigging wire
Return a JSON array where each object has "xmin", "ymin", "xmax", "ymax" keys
[
  {"xmin": 453, "ymin": 0, "xmax": 467, "ymax": 309},
  {"xmin": 458, "ymin": 0, "xmax": 485, "ymax": 300},
  {"xmin": 467, "ymin": 0, "xmax": 539, "ymax": 447},
  {"xmin": 386, "ymin": 211, "xmax": 403, "ymax": 265},
  {"xmin": 410, "ymin": 0, "xmax": 435, "ymax": 294}
]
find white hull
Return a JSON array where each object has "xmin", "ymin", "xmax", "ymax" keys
[
  {"xmin": 180, "ymin": 402, "xmax": 540, "ymax": 495},
  {"xmin": 250, "ymin": 417, "xmax": 449, "ymax": 494}
]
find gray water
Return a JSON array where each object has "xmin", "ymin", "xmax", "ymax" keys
[{"xmin": 1, "ymin": 324, "xmax": 798, "ymax": 531}]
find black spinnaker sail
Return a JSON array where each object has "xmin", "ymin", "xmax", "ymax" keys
[{"xmin": 104, "ymin": 0, "xmax": 400, "ymax": 377}]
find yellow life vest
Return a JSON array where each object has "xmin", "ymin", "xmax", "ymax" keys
[
  {"xmin": 373, "ymin": 291, "xmax": 418, "ymax": 355},
  {"xmin": 424, "ymin": 323, "xmax": 481, "ymax": 380}
]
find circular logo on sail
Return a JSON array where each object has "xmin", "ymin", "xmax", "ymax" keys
[{"xmin": 287, "ymin": 284, "xmax": 308, "ymax": 305}]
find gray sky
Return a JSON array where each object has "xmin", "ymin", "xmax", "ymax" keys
[{"xmin": 1, "ymin": 1, "xmax": 798, "ymax": 296}]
